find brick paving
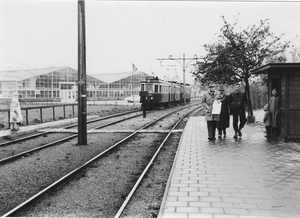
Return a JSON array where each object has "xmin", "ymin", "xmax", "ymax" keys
[{"xmin": 159, "ymin": 115, "xmax": 300, "ymax": 218}]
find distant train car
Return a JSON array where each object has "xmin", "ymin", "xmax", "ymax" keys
[{"xmin": 139, "ymin": 76, "xmax": 191, "ymax": 109}]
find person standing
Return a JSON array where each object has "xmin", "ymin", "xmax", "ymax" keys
[
  {"xmin": 216, "ymin": 85, "xmax": 230, "ymax": 138},
  {"xmin": 202, "ymin": 84, "xmax": 219, "ymax": 141},
  {"xmin": 269, "ymin": 88, "xmax": 280, "ymax": 136},
  {"xmin": 229, "ymin": 83, "xmax": 247, "ymax": 138},
  {"xmin": 263, "ymin": 104, "xmax": 271, "ymax": 138},
  {"xmin": 10, "ymin": 92, "xmax": 23, "ymax": 131}
]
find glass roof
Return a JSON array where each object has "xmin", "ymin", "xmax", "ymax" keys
[
  {"xmin": 0, "ymin": 67, "xmax": 152, "ymax": 84},
  {"xmin": 0, "ymin": 66, "xmax": 67, "ymax": 81}
]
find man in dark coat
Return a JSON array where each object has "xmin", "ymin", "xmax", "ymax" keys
[
  {"xmin": 216, "ymin": 85, "xmax": 230, "ymax": 138},
  {"xmin": 202, "ymin": 84, "xmax": 219, "ymax": 141},
  {"xmin": 229, "ymin": 83, "xmax": 247, "ymax": 138}
]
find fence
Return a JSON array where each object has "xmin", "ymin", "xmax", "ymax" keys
[
  {"xmin": 0, "ymin": 100, "xmax": 141, "ymax": 129},
  {"xmin": 0, "ymin": 104, "xmax": 77, "ymax": 129}
]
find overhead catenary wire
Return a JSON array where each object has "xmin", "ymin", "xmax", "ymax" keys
[
  {"xmin": 117, "ymin": 1, "xmax": 164, "ymax": 51},
  {"xmin": 151, "ymin": 2, "xmax": 182, "ymax": 49},
  {"xmin": 85, "ymin": 1, "xmax": 160, "ymax": 72}
]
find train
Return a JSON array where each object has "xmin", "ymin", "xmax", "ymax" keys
[{"xmin": 139, "ymin": 76, "xmax": 191, "ymax": 109}]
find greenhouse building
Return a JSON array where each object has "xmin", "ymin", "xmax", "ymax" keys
[{"xmin": 0, "ymin": 66, "xmax": 151, "ymax": 102}]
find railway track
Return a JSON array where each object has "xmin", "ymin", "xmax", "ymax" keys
[
  {"xmin": 0, "ymin": 109, "xmax": 141, "ymax": 146},
  {"xmin": 1, "ymin": 103, "xmax": 203, "ymax": 217},
  {"xmin": 114, "ymin": 105, "xmax": 201, "ymax": 218},
  {"xmin": 0, "ymin": 110, "xmax": 145, "ymax": 164}
]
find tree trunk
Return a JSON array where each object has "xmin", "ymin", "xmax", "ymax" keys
[{"xmin": 244, "ymin": 77, "xmax": 253, "ymax": 116}]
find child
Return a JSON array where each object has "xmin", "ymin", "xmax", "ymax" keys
[{"xmin": 263, "ymin": 104, "xmax": 271, "ymax": 138}]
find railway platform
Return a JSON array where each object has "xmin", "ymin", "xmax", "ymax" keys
[{"xmin": 158, "ymin": 112, "xmax": 300, "ymax": 218}]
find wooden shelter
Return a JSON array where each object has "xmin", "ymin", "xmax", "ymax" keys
[{"xmin": 252, "ymin": 63, "xmax": 300, "ymax": 141}]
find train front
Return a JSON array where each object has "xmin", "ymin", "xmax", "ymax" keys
[{"xmin": 139, "ymin": 77, "xmax": 161, "ymax": 109}]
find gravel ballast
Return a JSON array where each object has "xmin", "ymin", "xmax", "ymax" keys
[{"xmin": 0, "ymin": 103, "xmax": 203, "ymax": 217}]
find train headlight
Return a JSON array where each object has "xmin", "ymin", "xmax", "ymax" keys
[{"xmin": 150, "ymin": 97, "xmax": 153, "ymax": 100}]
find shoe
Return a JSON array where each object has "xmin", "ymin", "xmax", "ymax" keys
[
  {"xmin": 233, "ymin": 132, "xmax": 238, "ymax": 138},
  {"xmin": 11, "ymin": 128, "xmax": 18, "ymax": 131},
  {"xmin": 218, "ymin": 134, "xmax": 222, "ymax": 138},
  {"xmin": 238, "ymin": 130, "xmax": 242, "ymax": 137}
]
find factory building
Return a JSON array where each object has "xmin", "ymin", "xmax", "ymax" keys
[{"xmin": 0, "ymin": 66, "xmax": 152, "ymax": 101}]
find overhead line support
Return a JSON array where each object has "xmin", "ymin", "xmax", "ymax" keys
[{"xmin": 157, "ymin": 53, "xmax": 199, "ymax": 105}]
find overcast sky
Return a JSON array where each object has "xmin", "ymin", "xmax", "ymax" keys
[{"xmin": 1, "ymin": 0, "xmax": 300, "ymax": 84}]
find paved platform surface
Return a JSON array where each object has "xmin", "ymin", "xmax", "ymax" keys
[{"xmin": 159, "ymin": 115, "xmax": 300, "ymax": 218}]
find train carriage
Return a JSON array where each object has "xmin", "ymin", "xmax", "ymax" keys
[{"xmin": 140, "ymin": 76, "xmax": 191, "ymax": 109}]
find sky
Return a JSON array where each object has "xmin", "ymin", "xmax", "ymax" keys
[{"xmin": 1, "ymin": 0, "xmax": 300, "ymax": 84}]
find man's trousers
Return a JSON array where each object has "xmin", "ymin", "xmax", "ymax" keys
[{"xmin": 207, "ymin": 121, "xmax": 217, "ymax": 139}]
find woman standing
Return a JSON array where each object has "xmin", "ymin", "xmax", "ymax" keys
[
  {"xmin": 216, "ymin": 85, "xmax": 230, "ymax": 138},
  {"xmin": 269, "ymin": 88, "xmax": 280, "ymax": 136},
  {"xmin": 10, "ymin": 92, "xmax": 23, "ymax": 131}
]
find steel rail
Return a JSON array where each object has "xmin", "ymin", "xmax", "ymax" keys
[
  {"xmin": 114, "ymin": 105, "xmax": 202, "ymax": 218},
  {"xmin": 0, "ymin": 103, "xmax": 199, "ymax": 164},
  {"xmin": 0, "ymin": 111, "xmax": 144, "ymax": 165},
  {"xmin": 0, "ymin": 109, "xmax": 141, "ymax": 147},
  {"xmin": 2, "ymin": 103, "xmax": 202, "ymax": 217}
]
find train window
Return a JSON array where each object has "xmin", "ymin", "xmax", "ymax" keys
[
  {"xmin": 155, "ymin": 85, "xmax": 158, "ymax": 93},
  {"xmin": 146, "ymin": 84, "xmax": 153, "ymax": 92},
  {"xmin": 141, "ymin": 84, "xmax": 145, "ymax": 91},
  {"xmin": 159, "ymin": 85, "xmax": 162, "ymax": 93}
]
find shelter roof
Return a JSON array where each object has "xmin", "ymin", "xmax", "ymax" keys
[
  {"xmin": 0, "ymin": 66, "xmax": 69, "ymax": 82},
  {"xmin": 90, "ymin": 71, "xmax": 147, "ymax": 84},
  {"xmin": 251, "ymin": 63, "xmax": 300, "ymax": 75}
]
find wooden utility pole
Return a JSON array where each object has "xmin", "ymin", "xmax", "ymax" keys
[{"xmin": 78, "ymin": 0, "xmax": 87, "ymax": 145}]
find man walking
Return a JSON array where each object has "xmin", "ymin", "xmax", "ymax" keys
[
  {"xmin": 229, "ymin": 83, "xmax": 247, "ymax": 138},
  {"xmin": 202, "ymin": 84, "xmax": 219, "ymax": 141}
]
